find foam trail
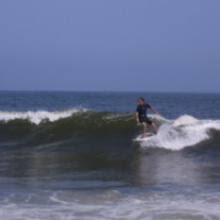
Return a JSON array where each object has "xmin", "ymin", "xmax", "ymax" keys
[
  {"xmin": 138, "ymin": 115, "xmax": 220, "ymax": 151},
  {"xmin": 0, "ymin": 108, "xmax": 88, "ymax": 125}
]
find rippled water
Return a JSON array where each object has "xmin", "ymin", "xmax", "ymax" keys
[{"xmin": 0, "ymin": 91, "xmax": 220, "ymax": 220}]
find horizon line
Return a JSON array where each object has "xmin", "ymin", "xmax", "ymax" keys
[{"xmin": 0, "ymin": 89, "xmax": 219, "ymax": 95}]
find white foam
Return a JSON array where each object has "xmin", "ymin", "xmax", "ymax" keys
[
  {"xmin": 0, "ymin": 108, "xmax": 88, "ymax": 125},
  {"xmin": 1, "ymin": 192, "xmax": 220, "ymax": 220},
  {"xmin": 173, "ymin": 115, "xmax": 199, "ymax": 127},
  {"xmin": 138, "ymin": 115, "xmax": 220, "ymax": 151}
]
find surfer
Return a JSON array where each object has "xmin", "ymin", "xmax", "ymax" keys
[{"xmin": 136, "ymin": 97, "xmax": 159, "ymax": 135}]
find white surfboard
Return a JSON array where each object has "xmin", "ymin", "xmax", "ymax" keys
[{"xmin": 134, "ymin": 132, "xmax": 155, "ymax": 142}]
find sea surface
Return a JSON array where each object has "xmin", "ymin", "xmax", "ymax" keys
[{"xmin": 0, "ymin": 91, "xmax": 220, "ymax": 220}]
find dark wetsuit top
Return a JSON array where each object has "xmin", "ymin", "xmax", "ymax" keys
[{"xmin": 136, "ymin": 103, "xmax": 152, "ymax": 124}]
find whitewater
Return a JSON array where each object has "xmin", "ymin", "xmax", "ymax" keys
[
  {"xmin": 0, "ymin": 108, "xmax": 88, "ymax": 125},
  {"xmin": 137, "ymin": 115, "xmax": 220, "ymax": 150}
]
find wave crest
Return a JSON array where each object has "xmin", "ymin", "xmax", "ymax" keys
[{"xmin": 0, "ymin": 108, "xmax": 88, "ymax": 125}]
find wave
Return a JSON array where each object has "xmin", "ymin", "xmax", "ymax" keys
[
  {"xmin": 0, "ymin": 108, "xmax": 88, "ymax": 125},
  {"xmin": 137, "ymin": 115, "xmax": 220, "ymax": 151},
  {"xmin": 0, "ymin": 110, "xmax": 136, "ymax": 148},
  {"xmin": 0, "ymin": 110, "xmax": 220, "ymax": 151}
]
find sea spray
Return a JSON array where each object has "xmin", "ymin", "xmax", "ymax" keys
[{"xmin": 138, "ymin": 115, "xmax": 220, "ymax": 150}]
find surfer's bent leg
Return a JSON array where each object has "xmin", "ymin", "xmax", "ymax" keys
[
  {"xmin": 143, "ymin": 122, "xmax": 148, "ymax": 133},
  {"xmin": 151, "ymin": 122, "xmax": 158, "ymax": 134},
  {"xmin": 146, "ymin": 117, "xmax": 157, "ymax": 134}
]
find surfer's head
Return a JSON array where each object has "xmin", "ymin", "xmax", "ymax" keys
[{"xmin": 138, "ymin": 97, "xmax": 145, "ymax": 105}]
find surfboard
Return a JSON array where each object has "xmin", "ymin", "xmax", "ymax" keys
[
  {"xmin": 141, "ymin": 132, "xmax": 155, "ymax": 138},
  {"xmin": 134, "ymin": 132, "xmax": 155, "ymax": 142}
]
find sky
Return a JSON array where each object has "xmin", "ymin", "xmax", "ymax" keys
[{"xmin": 0, "ymin": 0, "xmax": 220, "ymax": 93}]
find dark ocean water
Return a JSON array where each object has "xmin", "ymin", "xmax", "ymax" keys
[{"xmin": 0, "ymin": 91, "xmax": 220, "ymax": 220}]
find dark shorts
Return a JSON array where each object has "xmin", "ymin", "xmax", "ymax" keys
[{"xmin": 139, "ymin": 116, "xmax": 153, "ymax": 125}]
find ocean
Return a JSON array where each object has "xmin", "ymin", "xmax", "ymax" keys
[{"xmin": 0, "ymin": 91, "xmax": 220, "ymax": 220}]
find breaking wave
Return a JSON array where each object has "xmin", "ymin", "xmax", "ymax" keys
[
  {"xmin": 137, "ymin": 115, "xmax": 220, "ymax": 151},
  {"xmin": 0, "ymin": 110, "xmax": 219, "ymax": 151},
  {"xmin": 0, "ymin": 108, "xmax": 88, "ymax": 125}
]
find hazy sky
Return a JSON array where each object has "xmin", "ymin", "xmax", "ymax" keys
[{"xmin": 0, "ymin": 0, "xmax": 220, "ymax": 92}]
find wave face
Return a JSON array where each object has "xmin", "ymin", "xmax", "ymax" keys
[
  {"xmin": 0, "ymin": 109, "xmax": 136, "ymax": 148},
  {"xmin": 0, "ymin": 110, "xmax": 220, "ymax": 150}
]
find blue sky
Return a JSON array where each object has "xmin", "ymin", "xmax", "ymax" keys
[{"xmin": 0, "ymin": 0, "xmax": 220, "ymax": 92}]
